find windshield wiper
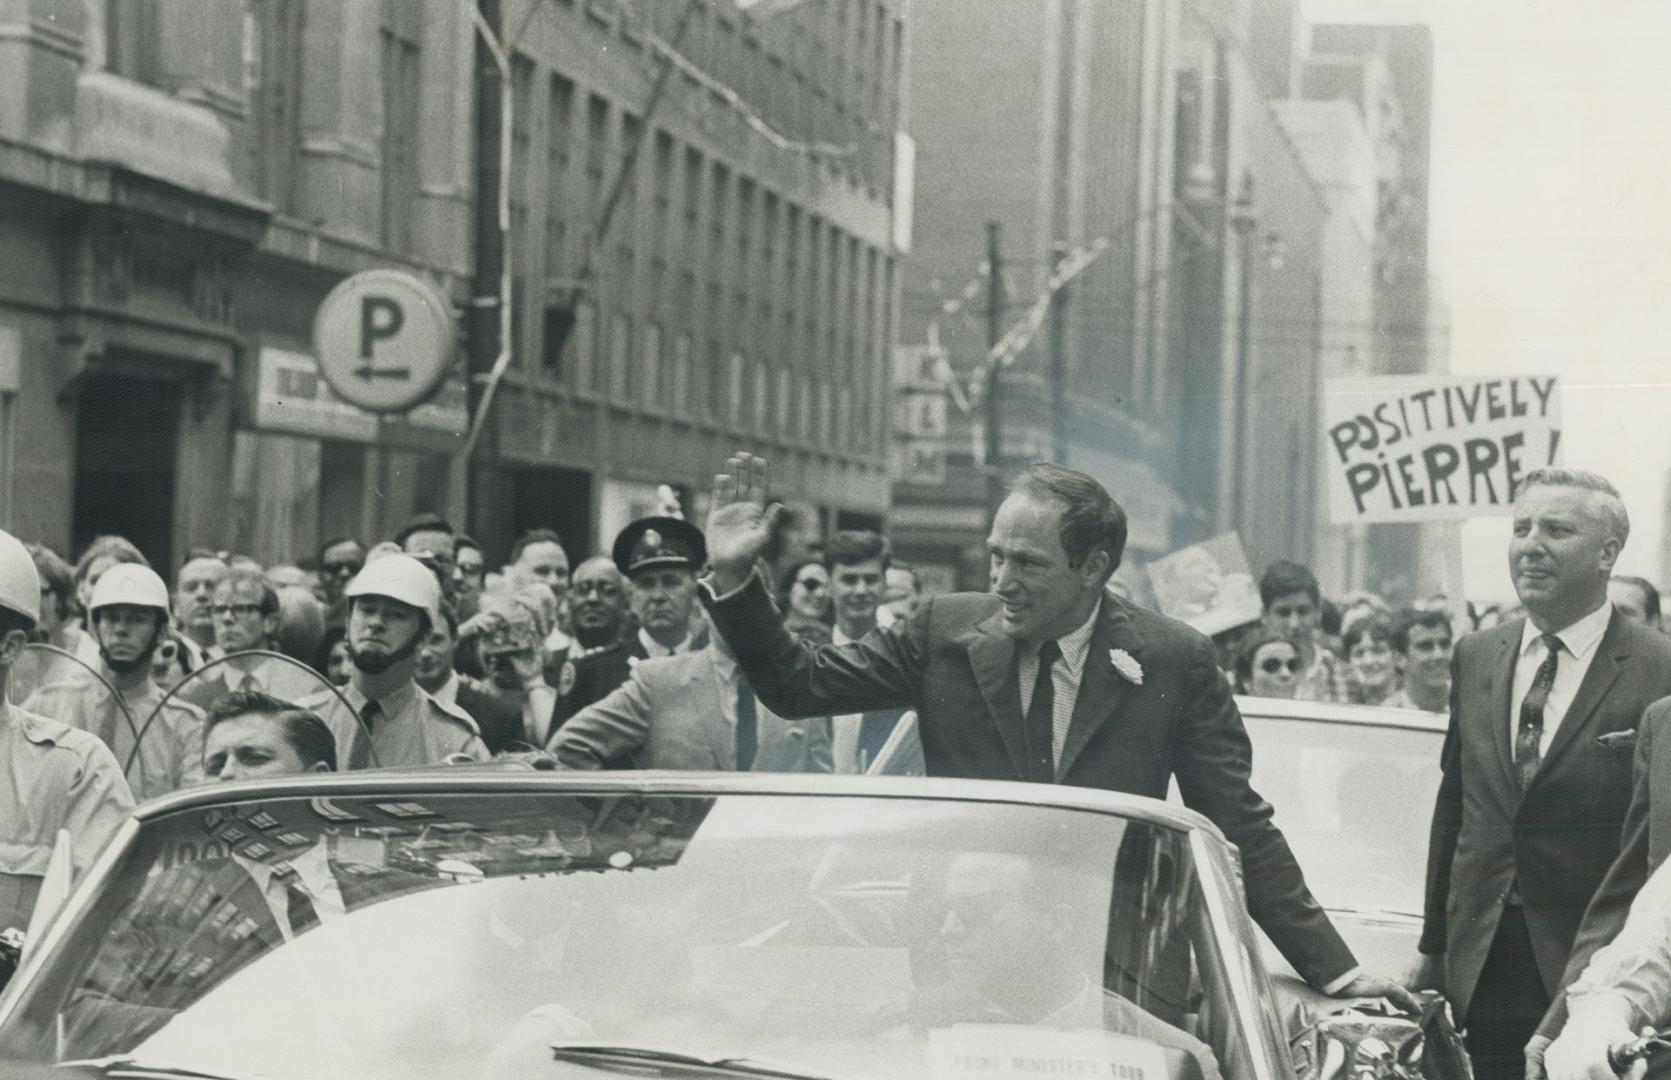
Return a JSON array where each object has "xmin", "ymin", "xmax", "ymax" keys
[{"xmin": 550, "ymin": 1042, "xmax": 845, "ymax": 1080}]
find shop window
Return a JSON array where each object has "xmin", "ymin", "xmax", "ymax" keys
[
  {"xmin": 106, "ymin": 0, "xmax": 164, "ymax": 86},
  {"xmin": 609, "ymin": 312, "xmax": 631, "ymax": 402}
]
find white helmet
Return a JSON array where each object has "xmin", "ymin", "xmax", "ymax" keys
[
  {"xmin": 345, "ymin": 553, "xmax": 441, "ymax": 627},
  {"xmin": 0, "ymin": 528, "xmax": 40, "ymax": 628},
  {"xmin": 89, "ymin": 563, "xmax": 171, "ymax": 617}
]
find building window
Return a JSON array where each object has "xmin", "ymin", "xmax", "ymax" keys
[
  {"xmin": 586, "ymin": 93, "xmax": 610, "ymax": 217},
  {"xmin": 752, "ymin": 361, "xmax": 769, "ymax": 434},
  {"xmin": 251, "ymin": 0, "xmax": 306, "ymax": 214},
  {"xmin": 729, "ymin": 353, "xmax": 746, "ymax": 428},
  {"xmin": 776, "ymin": 367, "xmax": 792, "ymax": 435},
  {"xmin": 106, "ymin": 0, "xmax": 164, "ymax": 85},
  {"xmin": 642, "ymin": 322, "xmax": 663, "ymax": 410},
  {"xmin": 379, "ymin": 5, "xmax": 423, "ymax": 253},
  {"xmin": 609, "ymin": 312, "xmax": 631, "ymax": 402},
  {"xmin": 673, "ymin": 334, "xmax": 692, "ymax": 414},
  {"xmin": 569, "ymin": 301, "xmax": 597, "ymax": 392},
  {"xmin": 706, "ymin": 338, "xmax": 724, "ymax": 421}
]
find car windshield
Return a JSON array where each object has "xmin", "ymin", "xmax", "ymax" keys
[
  {"xmin": 0, "ymin": 788, "xmax": 1278, "ymax": 1080},
  {"xmin": 1241, "ymin": 713, "xmax": 1441, "ymax": 918}
]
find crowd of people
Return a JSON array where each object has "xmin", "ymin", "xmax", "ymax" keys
[{"xmin": 9, "ymin": 451, "xmax": 1671, "ymax": 1080}]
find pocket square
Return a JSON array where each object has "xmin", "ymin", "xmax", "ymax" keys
[{"xmin": 1596, "ymin": 730, "xmax": 1638, "ymax": 750}]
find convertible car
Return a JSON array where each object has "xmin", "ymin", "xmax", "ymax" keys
[{"xmin": 0, "ymin": 770, "xmax": 1300, "ymax": 1080}]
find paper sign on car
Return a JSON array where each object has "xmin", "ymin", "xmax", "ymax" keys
[{"xmin": 930, "ymin": 1025, "xmax": 1171, "ymax": 1080}]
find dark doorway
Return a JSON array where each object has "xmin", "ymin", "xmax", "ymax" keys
[
  {"xmin": 506, "ymin": 465, "xmax": 593, "ymax": 563},
  {"xmin": 72, "ymin": 374, "xmax": 180, "ymax": 568}
]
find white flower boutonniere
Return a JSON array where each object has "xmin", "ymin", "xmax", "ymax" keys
[{"xmin": 1110, "ymin": 649, "xmax": 1144, "ymax": 686}]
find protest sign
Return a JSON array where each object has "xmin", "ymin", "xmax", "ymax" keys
[
  {"xmin": 1324, "ymin": 374, "xmax": 1561, "ymax": 525},
  {"xmin": 1146, "ymin": 532, "xmax": 1263, "ymax": 637}
]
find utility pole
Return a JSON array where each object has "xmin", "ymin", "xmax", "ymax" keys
[
  {"xmin": 984, "ymin": 222, "xmax": 1005, "ymax": 522},
  {"xmin": 1048, "ymin": 243, "xmax": 1068, "ymax": 466},
  {"xmin": 467, "ymin": 0, "xmax": 506, "ymax": 557}
]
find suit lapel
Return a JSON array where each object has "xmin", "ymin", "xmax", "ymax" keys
[
  {"xmin": 966, "ymin": 611, "xmax": 1026, "ymax": 776},
  {"xmin": 1487, "ymin": 622, "xmax": 1522, "ymax": 790},
  {"xmin": 1540, "ymin": 609, "xmax": 1631, "ymax": 776},
  {"xmin": 1057, "ymin": 600, "xmax": 1143, "ymax": 779}
]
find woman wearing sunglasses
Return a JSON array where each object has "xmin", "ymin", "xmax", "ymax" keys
[
  {"xmin": 778, "ymin": 558, "xmax": 833, "ymax": 646},
  {"xmin": 1234, "ymin": 626, "xmax": 1302, "ymax": 699}
]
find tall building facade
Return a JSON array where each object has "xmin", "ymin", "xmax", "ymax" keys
[
  {"xmin": 894, "ymin": 0, "xmax": 1444, "ymax": 603},
  {"xmin": 479, "ymin": 0, "xmax": 905, "ymax": 561},
  {"xmin": 0, "ymin": 0, "xmax": 906, "ymax": 570}
]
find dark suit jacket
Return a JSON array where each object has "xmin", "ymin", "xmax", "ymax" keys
[
  {"xmin": 703, "ymin": 574, "xmax": 1355, "ymax": 988},
  {"xmin": 454, "ymin": 683, "xmax": 524, "ymax": 755},
  {"xmin": 1420, "ymin": 609, "xmax": 1671, "ymax": 1021},
  {"xmin": 1537, "ymin": 694, "xmax": 1671, "ymax": 1037}
]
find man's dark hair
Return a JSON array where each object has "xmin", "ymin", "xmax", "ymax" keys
[
  {"xmin": 204, "ymin": 690, "xmax": 338, "ymax": 771},
  {"xmin": 1342, "ymin": 613, "xmax": 1394, "ymax": 653},
  {"xmin": 1613, "ymin": 575, "xmax": 1662, "ymax": 623},
  {"xmin": 455, "ymin": 533, "xmax": 482, "ymax": 557},
  {"xmin": 1010, "ymin": 464, "xmax": 1128, "ymax": 576},
  {"xmin": 1259, "ymin": 560, "xmax": 1321, "ymax": 609},
  {"xmin": 510, "ymin": 528, "xmax": 565, "ymax": 565},
  {"xmin": 220, "ymin": 567, "xmax": 279, "ymax": 616},
  {"xmin": 823, "ymin": 530, "xmax": 890, "ymax": 573},
  {"xmin": 1392, "ymin": 608, "xmax": 1453, "ymax": 654},
  {"xmin": 394, "ymin": 513, "xmax": 454, "ymax": 548},
  {"xmin": 318, "ymin": 536, "xmax": 365, "ymax": 562}
]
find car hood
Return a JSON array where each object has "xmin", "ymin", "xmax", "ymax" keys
[{"xmin": 1263, "ymin": 907, "xmax": 1422, "ymax": 985}]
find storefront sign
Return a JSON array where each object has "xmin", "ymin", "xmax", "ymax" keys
[
  {"xmin": 1324, "ymin": 374, "xmax": 1561, "ymax": 524},
  {"xmin": 254, "ymin": 347, "xmax": 467, "ymax": 444},
  {"xmin": 313, "ymin": 269, "xmax": 455, "ymax": 413}
]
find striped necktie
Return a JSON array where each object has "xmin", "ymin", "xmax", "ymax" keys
[{"xmin": 1515, "ymin": 634, "xmax": 1561, "ymax": 789}]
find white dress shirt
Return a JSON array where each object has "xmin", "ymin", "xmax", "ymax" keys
[
  {"xmin": 1016, "ymin": 601, "xmax": 1102, "ymax": 768},
  {"xmin": 234, "ymin": 840, "xmax": 346, "ymax": 942},
  {"xmin": 830, "ymin": 622, "xmax": 882, "ymax": 774},
  {"xmin": 1511, "ymin": 601, "xmax": 1614, "ymax": 757},
  {"xmin": 638, "ymin": 627, "xmax": 692, "ymax": 659}
]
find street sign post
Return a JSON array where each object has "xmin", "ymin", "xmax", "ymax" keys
[{"xmin": 312, "ymin": 269, "xmax": 456, "ymax": 413}]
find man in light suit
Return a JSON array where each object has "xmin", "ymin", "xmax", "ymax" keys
[
  {"xmin": 697, "ymin": 452, "xmax": 1408, "ymax": 1005},
  {"xmin": 1414, "ymin": 468, "xmax": 1671, "ymax": 1080},
  {"xmin": 549, "ymin": 518, "xmax": 831, "ymax": 774}
]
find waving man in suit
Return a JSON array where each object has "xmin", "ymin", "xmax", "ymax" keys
[
  {"xmin": 699, "ymin": 452, "xmax": 1411, "ymax": 1005},
  {"xmin": 1415, "ymin": 468, "xmax": 1671, "ymax": 1080}
]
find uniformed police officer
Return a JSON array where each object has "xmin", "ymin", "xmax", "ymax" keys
[
  {"xmin": 296, "ymin": 554, "xmax": 487, "ymax": 768},
  {"xmin": 0, "ymin": 528, "xmax": 134, "ymax": 932},
  {"xmin": 27, "ymin": 563, "xmax": 207, "ymax": 801},
  {"xmin": 551, "ymin": 517, "xmax": 709, "ymax": 731}
]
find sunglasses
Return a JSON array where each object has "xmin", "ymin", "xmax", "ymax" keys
[
  {"xmin": 323, "ymin": 560, "xmax": 363, "ymax": 575},
  {"xmin": 1258, "ymin": 657, "xmax": 1299, "ymax": 675},
  {"xmin": 796, "ymin": 577, "xmax": 827, "ymax": 591}
]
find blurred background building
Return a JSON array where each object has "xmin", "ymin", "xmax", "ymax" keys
[
  {"xmin": 890, "ymin": 0, "xmax": 1457, "ymax": 602},
  {"xmin": 0, "ymin": 0, "xmax": 906, "ymax": 569}
]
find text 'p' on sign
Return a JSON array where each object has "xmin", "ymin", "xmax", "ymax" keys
[
  {"xmin": 313, "ymin": 269, "xmax": 456, "ymax": 413},
  {"xmin": 1323, "ymin": 374, "xmax": 1561, "ymax": 525}
]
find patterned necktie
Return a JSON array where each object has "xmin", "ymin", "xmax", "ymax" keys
[
  {"xmin": 1024, "ymin": 641, "xmax": 1062, "ymax": 783},
  {"xmin": 735, "ymin": 673, "xmax": 758, "ymax": 771},
  {"xmin": 271, "ymin": 865, "xmax": 319, "ymax": 937},
  {"xmin": 1515, "ymin": 634, "xmax": 1561, "ymax": 789},
  {"xmin": 348, "ymin": 700, "xmax": 382, "ymax": 770}
]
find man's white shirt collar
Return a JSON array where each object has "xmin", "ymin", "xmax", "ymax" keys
[
  {"xmin": 639, "ymin": 627, "xmax": 690, "ymax": 659},
  {"xmin": 1520, "ymin": 601, "xmax": 1613, "ymax": 663}
]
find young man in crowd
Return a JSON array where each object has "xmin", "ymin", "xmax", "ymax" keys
[
  {"xmin": 1606, "ymin": 574, "xmax": 1661, "ymax": 631},
  {"xmin": 28, "ymin": 563, "xmax": 206, "ymax": 800},
  {"xmin": 414, "ymin": 600, "xmax": 521, "ymax": 754},
  {"xmin": 1384, "ymin": 608, "xmax": 1454, "ymax": 713},
  {"xmin": 297, "ymin": 554, "xmax": 487, "ymax": 769},
  {"xmin": 1260, "ymin": 560, "xmax": 1347, "ymax": 703},
  {"xmin": 824, "ymin": 531, "xmax": 910, "ymax": 773},
  {"xmin": 201, "ymin": 690, "xmax": 337, "ymax": 781}
]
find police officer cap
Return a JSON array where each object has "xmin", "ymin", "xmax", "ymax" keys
[{"xmin": 612, "ymin": 516, "xmax": 707, "ymax": 577}]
